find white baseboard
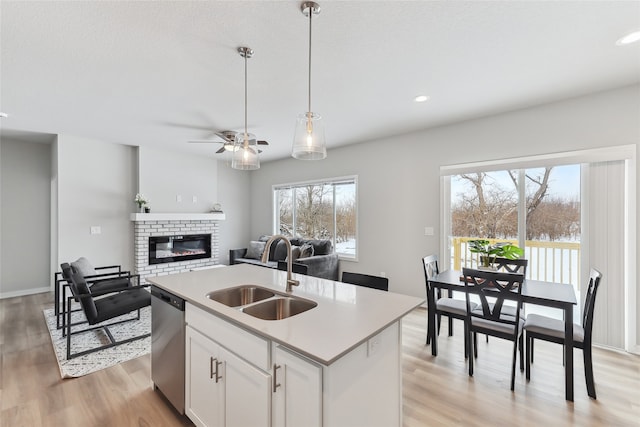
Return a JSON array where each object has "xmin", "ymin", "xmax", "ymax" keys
[{"xmin": 0, "ymin": 287, "xmax": 50, "ymax": 299}]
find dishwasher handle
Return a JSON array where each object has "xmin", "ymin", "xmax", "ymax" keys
[{"xmin": 151, "ymin": 286, "xmax": 185, "ymax": 311}]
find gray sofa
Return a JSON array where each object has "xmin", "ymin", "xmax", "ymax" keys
[{"xmin": 230, "ymin": 235, "xmax": 339, "ymax": 280}]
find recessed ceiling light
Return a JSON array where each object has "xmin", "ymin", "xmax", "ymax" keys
[
  {"xmin": 414, "ymin": 95, "xmax": 430, "ymax": 103},
  {"xmin": 616, "ymin": 30, "xmax": 640, "ymax": 46}
]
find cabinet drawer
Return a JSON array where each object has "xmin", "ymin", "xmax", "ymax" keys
[{"xmin": 186, "ymin": 303, "xmax": 270, "ymax": 371}]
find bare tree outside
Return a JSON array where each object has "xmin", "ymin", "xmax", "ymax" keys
[
  {"xmin": 275, "ymin": 180, "xmax": 357, "ymax": 256},
  {"xmin": 452, "ymin": 167, "xmax": 580, "ymax": 242}
]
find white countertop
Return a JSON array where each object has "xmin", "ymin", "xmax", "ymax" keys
[{"xmin": 148, "ymin": 264, "xmax": 424, "ymax": 365}]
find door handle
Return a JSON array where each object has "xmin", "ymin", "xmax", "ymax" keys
[{"xmin": 273, "ymin": 364, "xmax": 281, "ymax": 392}]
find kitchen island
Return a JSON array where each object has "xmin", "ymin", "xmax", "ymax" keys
[{"xmin": 149, "ymin": 263, "xmax": 424, "ymax": 427}]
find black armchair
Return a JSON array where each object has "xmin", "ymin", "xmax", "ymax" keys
[
  {"xmin": 56, "ymin": 260, "xmax": 138, "ymax": 331},
  {"xmin": 66, "ymin": 271, "xmax": 151, "ymax": 360}
]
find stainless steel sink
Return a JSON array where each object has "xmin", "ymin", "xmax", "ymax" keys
[
  {"xmin": 206, "ymin": 285, "xmax": 275, "ymax": 307},
  {"xmin": 242, "ymin": 297, "xmax": 317, "ymax": 320}
]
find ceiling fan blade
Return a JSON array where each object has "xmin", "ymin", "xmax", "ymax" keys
[
  {"xmin": 215, "ymin": 131, "xmax": 236, "ymax": 143},
  {"xmin": 215, "ymin": 146, "xmax": 226, "ymax": 154},
  {"xmin": 257, "ymin": 140, "xmax": 269, "ymax": 145},
  {"xmin": 188, "ymin": 139, "xmax": 222, "ymax": 144}
]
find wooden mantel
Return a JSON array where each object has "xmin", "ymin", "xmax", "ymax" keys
[{"xmin": 129, "ymin": 213, "xmax": 226, "ymax": 221}]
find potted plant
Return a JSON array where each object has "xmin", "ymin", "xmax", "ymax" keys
[
  {"xmin": 134, "ymin": 193, "xmax": 148, "ymax": 213},
  {"xmin": 468, "ymin": 239, "xmax": 524, "ymax": 269}
]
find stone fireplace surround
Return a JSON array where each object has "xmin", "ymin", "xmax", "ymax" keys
[{"xmin": 131, "ymin": 213, "xmax": 225, "ymax": 283}]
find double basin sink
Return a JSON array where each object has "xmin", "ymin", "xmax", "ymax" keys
[{"xmin": 206, "ymin": 285, "xmax": 317, "ymax": 320}]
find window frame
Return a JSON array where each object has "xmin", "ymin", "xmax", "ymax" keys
[{"xmin": 272, "ymin": 175, "xmax": 358, "ymax": 260}]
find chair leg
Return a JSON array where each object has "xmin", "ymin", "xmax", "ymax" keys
[
  {"xmin": 584, "ymin": 346, "xmax": 597, "ymax": 399},
  {"xmin": 474, "ymin": 332, "xmax": 478, "ymax": 359},
  {"xmin": 519, "ymin": 334, "xmax": 524, "ymax": 372},
  {"xmin": 463, "ymin": 322, "xmax": 468, "ymax": 359},
  {"xmin": 425, "ymin": 309, "xmax": 431, "ymax": 345},
  {"xmin": 526, "ymin": 335, "xmax": 532, "ymax": 381},
  {"xmin": 448, "ymin": 317, "xmax": 454, "ymax": 337},
  {"xmin": 510, "ymin": 341, "xmax": 518, "ymax": 391},
  {"xmin": 437, "ymin": 314, "xmax": 442, "ymax": 336},
  {"xmin": 468, "ymin": 330, "xmax": 474, "ymax": 377}
]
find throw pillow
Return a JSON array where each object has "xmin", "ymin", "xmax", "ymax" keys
[
  {"xmin": 308, "ymin": 239, "xmax": 333, "ymax": 255},
  {"xmin": 70, "ymin": 257, "xmax": 98, "ymax": 277},
  {"xmin": 245, "ymin": 241, "xmax": 266, "ymax": 260},
  {"xmin": 273, "ymin": 240, "xmax": 289, "ymax": 261},
  {"xmin": 299, "ymin": 243, "xmax": 314, "ymax": 259},
  {"xmin": 286, "ymin": 246, "xmax": 301, "ymax": 262}
]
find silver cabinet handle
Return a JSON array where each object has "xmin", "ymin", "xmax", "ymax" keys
[
  {"xmin": 210, "ymin": 357, "xmax": 222, "ymax": 382},
  {"xmin": 210, "ymin": 357, "xmax": 215, "ymax": 379},
  {"xmin": 214, "ymin": 359, "xmax": 223, "ymax": 383},
  {"xmin": 273, "ymin": 364, "xmax": 281, "ymax": 393}
]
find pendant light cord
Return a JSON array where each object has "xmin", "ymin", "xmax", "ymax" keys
[
  {"xmin": 244, "ymin": 53, "xmax": 248, "ymax": 138},
  {"xmin": 307, "ymin": 7, "xmax": 312, "ymax": 115}
]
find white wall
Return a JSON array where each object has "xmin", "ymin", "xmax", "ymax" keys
[
  {"xmin": 138, "ymin": 146, "xmax": 218, "ymax": 213},
  {"xmin": 0, "ymin": 139, "xmax": 52, "ymax": 297},
  {"xmin": 57, "ymin": 135, "xmax": 137, "ymax": 270},
  {"xmin": 251, "ymin": 85, "xmax": 640, "ymax": 302},
  {"xmin": 216, "ymin": 161, "xmax": 252, "ymax": 265}
]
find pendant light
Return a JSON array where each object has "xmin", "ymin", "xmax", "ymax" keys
[
  {"xmin": 232, "ymin": 46, "xmax": 260, "ymax": 170},
  {"xmin": 292, "ymin": 1, "xmax": 326, "ymax": 160}
]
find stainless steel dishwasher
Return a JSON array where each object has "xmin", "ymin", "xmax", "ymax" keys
[{"xmin": 151, "ymin": 286, "xmax": 185, "ymax": 414}]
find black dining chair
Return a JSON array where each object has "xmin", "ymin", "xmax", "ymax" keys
[
  {"xmin": 277, "ymin": 261, "xmax": 309, "ymax": 275},
  {"xmin": 341, "ymin": 271, "xmax": 389, "ymax": 291},
  {"xmin": 524, "ymin": 268, "xmax": 603, "ymax": 399},
  {"xmin": 462, "ymin": 268, "xmax": 525, "ymax": 391},
  {"xmin": 423, "ymin": 255, "xmax": 477, "ymax": 357},
  {"xmin": 493, "ymin": 257, "xmax": 529, "ymax": 275},
  {"xmin": 475, "ymin": 257, "xmax": 529, "ymax": 343}
]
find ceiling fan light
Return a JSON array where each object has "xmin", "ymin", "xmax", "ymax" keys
[
  {"xmin": 231, "ymin": 132, "xmax": 260, "ymax": 170},
  {"xmin": 224, "ymin": 142, "xmax": 238, "ymax": 152},
  {"xmin": 292, "ymin": 112, "xmax": 326, "ymax": 160}
]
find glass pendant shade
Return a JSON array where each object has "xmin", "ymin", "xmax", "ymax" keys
[
  {"xmin": 292, "ymin": 112, "xmax": 326, "ymax": 160},
  {"xmin": 231, "ymin": 132, "xmax": 260, "ymax": 170}
]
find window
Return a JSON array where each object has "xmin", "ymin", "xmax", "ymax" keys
[{"xmin": 273, "ymin": 176, "xmax": 357, "ymax": 258}]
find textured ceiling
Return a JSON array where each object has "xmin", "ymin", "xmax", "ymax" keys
[{"xmin": 1, "ymin": 1, "xmax": 639, "ymax": 162}]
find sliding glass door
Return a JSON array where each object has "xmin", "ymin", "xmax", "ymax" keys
[{"xmin": 441, "ymin": 146, "xmax": 636, "ymax": 351}]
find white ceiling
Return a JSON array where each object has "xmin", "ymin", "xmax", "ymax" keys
[{"xmin": 1, "ymin": 1, "xmax": 639, "ymax": 162}]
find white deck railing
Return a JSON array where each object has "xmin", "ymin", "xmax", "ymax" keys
[{"xmin": 451, "ymin": 237, "xmax": 581, "ymax": 291}]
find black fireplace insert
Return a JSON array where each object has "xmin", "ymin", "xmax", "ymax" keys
[{"xmin": 149, "ymin": 234, "xmax": 211, "ymax": 265}]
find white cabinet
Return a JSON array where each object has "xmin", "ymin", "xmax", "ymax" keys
[
  {"xmin": 273, "ymin": 345, "xmax": 322, "ymax": 427},
  {"xmin": 186, "ymin": 326, "xmax": 271, "ymax": 427},
  {"xmin": 222, "ymin": 347, "xmax": 271, "ymax": 427},
  {"xmin": 185, "ymin": 326, "xmax": 223, "ymax": 427}
]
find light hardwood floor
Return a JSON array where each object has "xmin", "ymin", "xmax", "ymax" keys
[{"xmin": 2, "ymin": 292, "xmax": 639, "ymax": 426}]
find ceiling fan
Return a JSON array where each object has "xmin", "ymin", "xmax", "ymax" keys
[{"xmin": 188, "ymin": 130, "xmax": 269, "ymax": 154}]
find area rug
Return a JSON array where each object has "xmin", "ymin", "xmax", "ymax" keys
[{"xmin": 43, "ymin": 305, "xmax": 151, "ymax": 378}]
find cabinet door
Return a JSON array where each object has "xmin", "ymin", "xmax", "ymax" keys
[
  {"xmin": 222, "ymin": 347, "xmax": 272, "ymax": 427},
  {"xmin": 273, "ymin": 345, "xmax": 322, "ymax": 427},
  {"xmin": 185, "ymin": 327, "xmax": 224, "ymax": 427}
]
